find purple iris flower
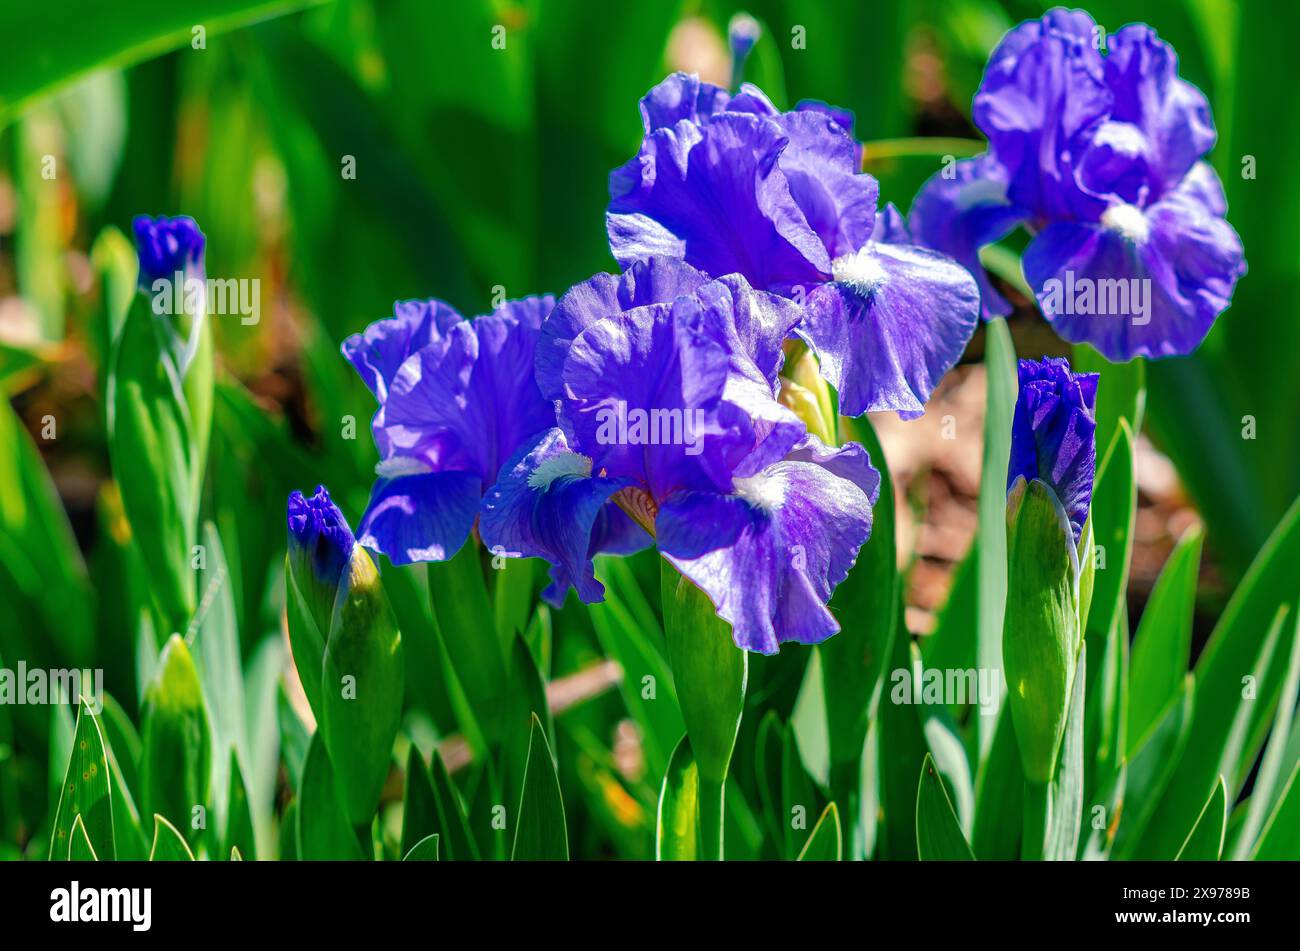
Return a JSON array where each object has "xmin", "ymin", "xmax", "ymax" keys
[
  {"xmin": 287, "ymin": 485, "xmax": 356, "ymax": 588},
  {"xmin": 607, "ymin": 72, "xmax": 980, "ymax": 418},
  {"xmin": 1008, "ymin": 357, "xmax": 1098, "ymax": 545},
  {"xmin": 480, "ymin": 257, "xmax": 881, "ymax": 654},
  {"xmin": 910, "ymin": 9, "xmax": 1246, "ymax": 361},
  {"xmin": 132, "ymin": 215, "xmax": 206, "ymax": 288},
  {"xmin": 341, "ymin": 295, "xmax": 560, "ymax": 565}
]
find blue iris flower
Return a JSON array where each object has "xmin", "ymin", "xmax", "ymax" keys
[{"xmin": 910, "ymin": 9, "xmax": 1246, "ymax": 361}]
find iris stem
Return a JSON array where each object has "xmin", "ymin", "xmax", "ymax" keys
[
  {"xmin": 1021, "ymin": 778, "xmax": 1051, "ymax": 861},
  {"xmin": 699, "ymin": 774, "xmax": 726, "ymax": 862},
  {"xmin": 828, "ymin": 759, "xmax": 863, "ymax": 859},
  {"xmin": 659, "ymin": 560, "xmax": 747, "ymax": 862},
  {"xmin": 859, "ymin": 136, "xmax": 986, "ymax": 168}
]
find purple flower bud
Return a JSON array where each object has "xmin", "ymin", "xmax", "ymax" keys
[
  {"xmin": 132, "ymin": 215, "xmax": 206, "ymax": 289},
  {"xmin": 1008, "ymin": 357, "xmax": 1098, "ymax": 545},
  {"xmin": 728, "ymin": 13, "xmax": 762, "ymax": 88},
  {"xmin": 287, "ymin": 485, "xmax": 356, "ymax": 592}
]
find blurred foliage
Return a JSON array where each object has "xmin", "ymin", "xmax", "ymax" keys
[{"xmin": 0, "ymin": 0, "xmax": 1296, "ymax": 863}]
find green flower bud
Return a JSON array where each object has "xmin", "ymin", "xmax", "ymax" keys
[
  {"xmin": 285, "ymin": 485, "xmax": 355, "ymax": 720},
  {"xmin": 141, "ymin": 634, "xmax": 211, "ymax": 839},
  {"xmin": 321, "ymin": 544, "xmax": 404, "ymax": 826},
  {"xmin": 1003, "ymin": 477, "xmax": 1081, "ymax": 783}
]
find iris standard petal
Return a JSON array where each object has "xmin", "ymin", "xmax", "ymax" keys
[
  {"xmin": 607, "ymin": 111, "xmax": 831, "ymax": 288},
  {"xmin": 639, "ymin": 72, "xmax": 732, "ymax": 131},
  {"xmin": 380, "ymin": 321, "xmax": 481, "ymax": 470},
  {"xmin": 538, "ymin": 257, "xmax": 708, "ymax": 402},
  {"xmin": 973, "ymin": 8, "xmax": 1111, "ymax": 222},
  {"xmin": 678, "ymin": 273, "xmax": 803, "ymax": 388},
  {"xmin": 774, "ymin": 110, "xmax": 878, "ymax": 260},
  {"xmin": 341, "ymin": 299, "xmax": 464, "ymax": 402},
  {"xmin": 1103, "ymin": 24, "xmax": 1215, "ymax": 199},
  {"xmin": 561, "ymin": 303, "xmax": 737, "ymax": 498},
  {"xmin": 381, "ymin": 296, "xmax": 555, "ymax": 484},
  {"xmin": 467, "ymin": 295, "xmax": 559, "ymax": 475}
]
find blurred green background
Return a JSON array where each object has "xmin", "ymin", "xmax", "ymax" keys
[{"xmin": 0, "ymin": 0, "xmax": 1295, "ymax": 860}]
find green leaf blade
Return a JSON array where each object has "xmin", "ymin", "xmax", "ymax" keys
[
  {"xmin": 511, "ymin": 714, "xmax": 568, "ymax": 861},
  {"xmin": 49, "ymin": 698, "xmax": 115, "ymax": 861},
  {"xmin": 916, "ymin": 754, "xmax": 975, "ymax": 861},
  {"xmin": 656, "ymin": 735, "xmax": 700, "ymax": 862}
]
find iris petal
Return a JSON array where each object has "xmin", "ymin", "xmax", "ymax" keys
[
  {"xmin": 1102, "ymin": 24, "xmax": 1215, "ymax": 199},
  {"xmin": 608, "ymin": 111, "xmax": 830, "ymax": 288},
  {"xmin": 538, "ymin": 257, "xmax": 708, "ymax": 402},
  {"xmin": 658, "ymin": 438, "xmax": 878, "ymax": 654},
  {"xmin": 799, "ymin": 242, "xmax": 980, "ymax": 418},
  {"xmin": 909, "ymin": 154, "xmax": 1026, "ymax": 319},
  {"xmin": 1023, "ymin": 165, "xmax": 1245, "ymax": 361},
  {"xmin": 774, "ymin": 110, "xmax": 878, "ymax": 260},
  {"xmin": 973, "ymin": 8, "xmax": 1111, "ymax": 222},
  {"xmin": 341, "ymin": 300, "xmax": 463, "ymax": 403},
  {"xmin": 480, "ymin": 429, "xmax": 650, "ymax": 606},
  {"xmin": 356, "ymin": 471, "xmax": 482, "ymax": 565}
]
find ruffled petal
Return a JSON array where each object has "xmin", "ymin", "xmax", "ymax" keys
[
  {"xmin": 342, "ymin": 299, "xmax": 463, "ymax": 402},
  {"xmin": 381, "ymin": 322, "xmax": 481, "ymax": 470},
  {"xmin": 607, "ymin": 112, "xmax": 830, "ymax": 288},
  {"xmin": 639, "ymin": 72, "xmax": 732, "ymax": 131},
  {"xmin": 908, "ymin": 154, "xmax": 1026, "ymax": 318},
  {"xmin": 669, "ymin": 275, "xmax": 807, "ymax": 476},
  {"xmin": 479, "ymin": 429, "xmax": 648, "ymax": 606},
  {"xmin": 538, "ymin": 257, "xmax": 708, "ymax": 401},
  {"xmin": 658, "ymin": 439, "xmax": 878, "ymax": 653},
  {"xmin": 774, "ymin": 110, "xmax": 878, "ymax": 259},
  {"xmin": 678, "ymin": 273, "xmax": 803, "ymax": 388},
  {"xmin": 796, "ymin": 100, "xmax": 858, "ymax": 138},
  {"xmin": 1074, "ymin": 120, "xmax": 1154, "ymax": 206},
  {"xmin": 381, "ymin": 296, "xmax": 555, "ymax": 483},
  {"xmin": 785, "ymin": 434, "xmax": 882, "ymax": 504},
  {"xmin": 356, "ymin": 470, "xmax": 482, "ymax": 565},
  {"xmin": 973, "ymin": 9, "xmax": 1111, "ymax": 222},
  {"xmin": 561, "ymin": 303, "xmax": 738, "ymax": 498},
  {"xmin": 1102, "ymin": 24, "xmax": 1215, "ymax": 199},
  {"xmin": 1023, "ymin": 167, "xmax": 1245, "ymax": 361},
  {"xmin": 467, "ymin": 295, "xmax": 558, "ymax": 477},
  {"xmin": 799, "ymin": 241, "xmax": 980, "ymax": 418}
]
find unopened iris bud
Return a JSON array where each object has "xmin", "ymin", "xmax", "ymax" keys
[
  {"xmin": 132, "ymin": 214, "xmax": 209, "ymax": 374},
  {"xmin": 288, "ymin": 486, "xmax": 356, "ymax": 616},
  {"xmin": 132, "ymin": 214, "xmax": 206, "ymax": 289},
  {"xmin": 728, "ymin": 13, "xmax": 761, "ymax": 89},
  {"xmin": 285, "ymin": 485, "xmax": 356, "ymax": 719},
  {"xmin": 1002, "ymin": 357, "xmax": 1098, "ymax": 783},
  {"xmin": 1007, "ymin": 357, "xmax": 1098, "ymax": 547},
  {"xmin": 321, "ymin": 542, "xmax": 404, "ymax": 825}
]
